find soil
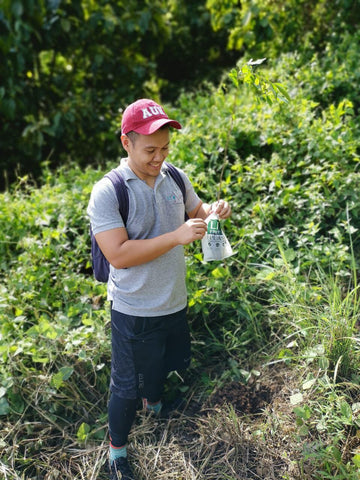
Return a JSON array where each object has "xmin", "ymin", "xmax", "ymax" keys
[
  {"xmin": 197, "ymin": 363, "xmax": 287, "ymax": 417},
  {"xmin": 208, "ymin": 379, "xmax": 275, "ymax": 414}
]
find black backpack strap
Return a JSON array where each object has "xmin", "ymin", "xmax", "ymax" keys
[
  {"xmin": 105, "ymin": 169, "xmax": 129, "ymax": 225},
  {"xmin": 165, "ymin": 162, "xmax": 189, "ymax": 221},
  {"xmin": 165, "ymin": 162, "xmax": 186, "ymax": 201}
]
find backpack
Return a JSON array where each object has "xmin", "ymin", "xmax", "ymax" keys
[{"xmin": 90, "ymin": 162, "xmax": 187, "ymax": 282}]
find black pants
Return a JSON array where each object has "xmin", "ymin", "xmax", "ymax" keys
[{"xmin": 109, "ymin": 307, "xmax": 191, "ymax": 447}]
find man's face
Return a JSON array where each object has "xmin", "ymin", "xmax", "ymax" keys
[{"xmin": 121, "ymin": 128, "xmax": 170, "ymax": 183}]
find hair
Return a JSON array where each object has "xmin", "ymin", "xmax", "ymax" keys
[
  {"xmin": 126, "ymin": 131, "xmax": 139, "ymax": 144},
  {"xmin": 126, "ymin": 125, "xmax": 169, "ymax": 145}
]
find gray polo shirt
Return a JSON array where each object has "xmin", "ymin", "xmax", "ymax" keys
[{"xmin": 87, "ymin": 159, "xmax": 201, "ymax": 316}]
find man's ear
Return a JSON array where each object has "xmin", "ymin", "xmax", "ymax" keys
[{"xmin": 121, "ymin": 134, "xmax": 130, "ymax": 152}]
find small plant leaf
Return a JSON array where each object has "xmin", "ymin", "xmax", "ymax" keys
[
  {"xmin": 59, "ymin": 366, "xmax": 74, "ymax": 381},
  {"xmin": 302, "ymin": 379, "xmax": 316, "ymax": 390},
  {"xmin": 340, "ymin": 400, "xmax": 352, "ymax": 421},
  {"xmin": 318, "ymin": 357, "xmax": 330, "ymax": 370},
  {"xmin": 290, "ymin": 393, "xmax": 303, "ymax": 405},
  {"xmin": 298, "ymin": 425, "xmax": 309, "ymax": 436},
  {"xmin": 0, "ymin": 397, "xmax": 10, "ymax": 416},
  {"xmin": 51, "ymin": 366, "xmax": 74, "ymax": 390},
  {"xmin": 294, "ymin": 405, "xmax": 312, "ymax": 420},
  {"xmin": 77, "ymin": 422, "xmax": 90, "ymax": 442}
]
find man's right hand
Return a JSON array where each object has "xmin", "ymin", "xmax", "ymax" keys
[{"xmin": 175, "ymin": 218, "xmax": 207, "ymax": 245}]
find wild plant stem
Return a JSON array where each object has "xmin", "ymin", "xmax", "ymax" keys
[{"xmin": 217, "ymin": 89, "xmax": 237, "ymax": 202}]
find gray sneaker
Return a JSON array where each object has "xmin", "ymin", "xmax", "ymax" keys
[{"xmin": 110, "ymin": 457, "xmax": 135, "ymax": 480}]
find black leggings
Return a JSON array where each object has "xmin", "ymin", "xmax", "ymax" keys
[{"xmin": 108, "ymin": 393, "xmax": 138, "ymax": 447}]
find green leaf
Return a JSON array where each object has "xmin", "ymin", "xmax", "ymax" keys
[
  {"xmin": 51, "ymin": 372, "xmax": 64, "ymax": 389},
  {"xmin": 352, "ymin": 454, "xmax": 360, "ymax": 468},
  {"xmin": 0, "ymin": 397, "xmax": 10, "ymax": 416},
  {"xmin": 294, "ymin": 405, "xmax": 311, "ymax": 420},
  {"xmin": 228, "ymin": 68, "xmax": 239, "ymax": 87},
  {"xmin": 327, "ymin": 446, "xmax": 342, "ymax": 462},
  {"xmin": 211, "ymin": 266, "xmax": 228, "ymax": 278},
  {"xmin": 284, "ymin": 248, "xmax": 296, "ymax": 262},
  {"xmin": 77, "ymin": 422, "xmax": 90, "ymax": 441},
  {"xmin": 290, "ymin": 393, "xmax": 303, "ymax": 405},
  {"xmin": 339, "ymin": 400, "xmax": 352, "ymax": 422},
  {"xmin": 318, "ymin": 357, "xmax": 330, "ymax": 370},
  {"xmin": 60, "ymin": 366, "xmax": 74, "ymax": 381},
  {"xmin": 273, "ymin": 83, "xmax": 291, "ymax": 102},
  {"xmin": 11, "ymin": 1, "xmax": 24, "ymax": 17},
  {"xmin": 278, "ymin": 348, "xmax": 293, "ymax": 359},
  {"xmin": 7, "ymin": 390, "xmax": 25, "ymax": 414},
  {"xmin": 31, "ymin": 356, "xmax": 49, "ymax": 364},
  {"xmin": 51, "ymin": 366, "xmax": 74, "ymax": 389},
  {"xmin": 302, "ymin": 378, "xmax": 316, "ymax": 390},
  {"xmin": 255, "ymin": 268, "xmax": 275, "ymax": 281},
  {"xmin": 60, "ymin": 18, "xmax": 71, "ymax": 32}
]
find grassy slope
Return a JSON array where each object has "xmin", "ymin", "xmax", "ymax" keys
[{"xmin": 1, "ymin": 33, "xmax": 360, "ymax": 479}]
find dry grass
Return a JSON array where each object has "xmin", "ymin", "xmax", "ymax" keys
[{"xmin": 0, "ymin": 365, "xmax": 313, "ymax": 480}]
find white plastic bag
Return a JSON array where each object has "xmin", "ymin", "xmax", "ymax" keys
[{"xmin": 201, "ymin": 213, "xmax": 234, "ymax": 261}]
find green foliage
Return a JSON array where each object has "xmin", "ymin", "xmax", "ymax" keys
[
  {"xmin": 2, "ymin": 0, "xmax": 359, "ymax": 191},
  {"xmin": 0, "ymin": 164, "xmax": 111, "ymax": 465},
  {"xmin": 172, "ymin": 38, "xmax": 360, "ymax": 475},
  {"xmin": 155, "ymin": 0, "xmax": 237, "ymax": 102},
  {"xmin": 0, "ymin": 0, "xmax": 175, "ymax": 185},
  {"xmin": 0, "ymin": 0, "xmax": 236, "ymax": 189},
  {"xmin": 229, "ymin": 59, "xmax": 290, "ymax": 105},
  {"xmin": 206, "ymin": 0, "xmax": 360, "ymax": 57},
  {"xmin": 291, "ymin": 375, "xmax": 360, "ymax": 479}
]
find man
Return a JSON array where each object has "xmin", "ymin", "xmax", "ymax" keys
[{"xmin": 87, "ymin": 98, "xmax": 231, "ymax": 479}]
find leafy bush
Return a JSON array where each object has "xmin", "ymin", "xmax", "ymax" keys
[{"xmin": 0, "ymin": 165, "xmax": 109, "ymax": 431}]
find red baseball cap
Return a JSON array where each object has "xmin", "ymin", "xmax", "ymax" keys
[{"xmin": 121, "ymin": 98, "xmax": 182, "ymax": 135}]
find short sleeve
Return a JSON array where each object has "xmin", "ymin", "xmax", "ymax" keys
[{"xmin": 87, "ymin": 178, "xmax": 125, "ymax": 235}]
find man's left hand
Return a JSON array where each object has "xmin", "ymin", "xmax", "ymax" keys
[{"xmin": 211, "ymin": 200, "xmax": 231, "ymax": 219}]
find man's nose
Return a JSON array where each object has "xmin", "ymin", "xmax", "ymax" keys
[{"xmin": 154, "ymin": 149, "xmax": 166, "ymax": 161}]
